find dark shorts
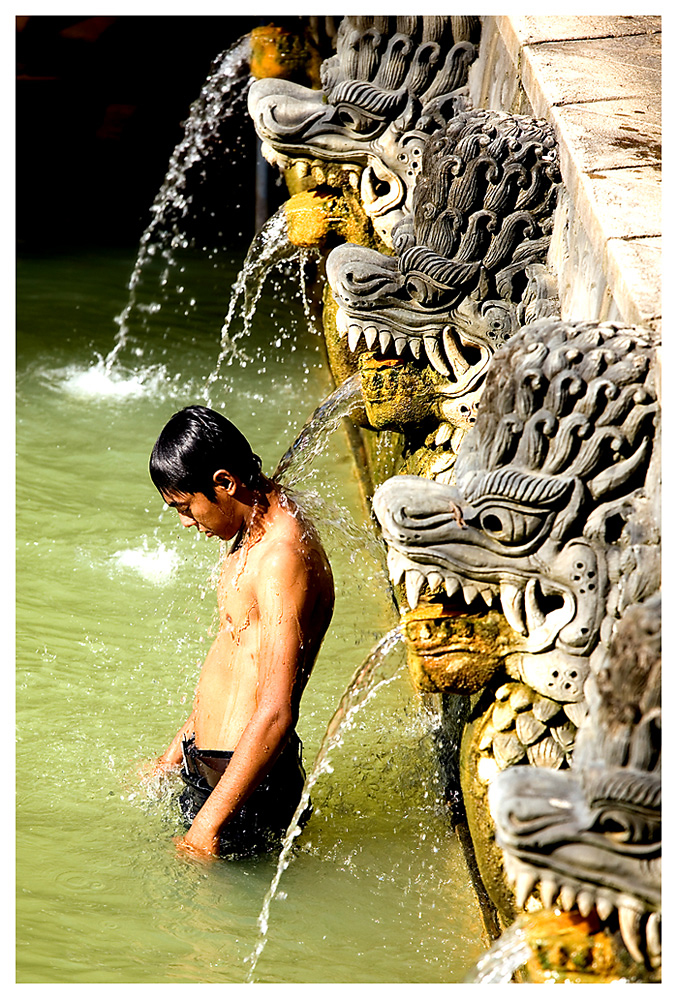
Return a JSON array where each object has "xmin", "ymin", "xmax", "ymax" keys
[{"xmin": 179, "ymin": 732, "xmax": 312, "ymax": 857}]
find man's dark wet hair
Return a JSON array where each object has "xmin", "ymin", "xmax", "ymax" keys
[{"xmin": 149, "ymin": 405, "xmax": 263, "ymax": 500}]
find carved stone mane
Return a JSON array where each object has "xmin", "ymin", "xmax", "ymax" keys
[
  {"xmin": 395, "ymin": 110, "xmax": 561, "ymax": 314},
  {"xmin": 320, "ymin": 16, "xmax": 481, "ymax": 141}
]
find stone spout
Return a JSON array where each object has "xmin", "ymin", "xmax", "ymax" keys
[{"xmin": 401, "ymin": 602, "xmax": 522, "ymax": 694}]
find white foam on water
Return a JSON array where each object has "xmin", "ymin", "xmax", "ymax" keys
[
  {"xmin": 44, "ymin": 359, "xmax": 173, "ymax": 401},
  {"xmin": 111, "ymin": 542, "xmax": 181, "ymax": 585}
]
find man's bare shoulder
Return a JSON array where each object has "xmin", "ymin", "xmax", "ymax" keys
[
  {"xmin": 248, "ymin": 496, "xmax": 331, "ymax": 583},
  {"xmin": 257, "ymin": 502, "xmax": 318, "ymax": 562}
]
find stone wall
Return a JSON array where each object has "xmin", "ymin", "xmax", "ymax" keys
[{"xmin": 469, "ymin": 15, "xmax": 661, "ymax": 331}]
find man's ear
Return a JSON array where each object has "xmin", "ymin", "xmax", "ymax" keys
[{"xmin": 213, "ymin": 469, "xmax": 238, "ymax": 495}]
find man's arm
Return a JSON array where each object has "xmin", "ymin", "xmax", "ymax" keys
[
  {"xmin": 177, "ymin": 544, "xmax": 309, "ymax": 856},
  {"xmin": 157, "ymin": 707, "xmax": 196, "ymax": 768}
]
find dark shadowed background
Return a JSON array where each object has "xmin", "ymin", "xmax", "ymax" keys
[{"xmin": 16, "ymin": 14, "xmax": 320, "ymax": 251}]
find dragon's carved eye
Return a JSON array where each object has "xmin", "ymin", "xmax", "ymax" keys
[
  {"xmin": 478, "ymin": 505, "xmax": 544, "ymax": 545},
  {"xmin": 332, "ymin": 106, "xmax": 380, "ymax": 135},
  {"xmin": 592, "ymin": 808, "xmax": 659, "ymax": 845}
]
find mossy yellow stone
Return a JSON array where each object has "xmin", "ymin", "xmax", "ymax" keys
[
  {"xmin": 249, "ymin": 24, "xmax": 321, "ymax": 87},
  {"xmin": 522, "ymin": 910, "xmax": 625, "ymax": 983},
  {"xmin": 284, "ymin": 190, "xmax": 339, "ymax": 248},
  {"xmin": 401, "ymin": 606, "xmax": 522, "ymax": 694}
]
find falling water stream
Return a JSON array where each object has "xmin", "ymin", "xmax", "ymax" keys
[
  {"xmin": 247, "ymin": 627, "xmax": 405, "ymax": 981},
  {"xmin": 468, "ymin": 922, "xmax": 533, "ymax": 983},
  {"xmin": 204, "ymin": 207, "xmax": 321, "ymax": 396},
  {"xmin": 273, "ymin": 371, "xmax": 364, "ymax": 487},
  {"xmin": 104, "ymin": 34, "xmax": 252, "ymax": 373}
]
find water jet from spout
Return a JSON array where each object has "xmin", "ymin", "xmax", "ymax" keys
[
  {"xmin": 246, "ymin": 626, "xmax": 405, "ymax": 981},
  {"xmin": 272, "ymin": 372, "xmax": 364, "ymax": 487},
  {"xmin": 104, "ymin": 34, "xmax": 252, "ymax": 372},
  {"xmin": 204, "ymin": 208, "xmax": 320, "ymax": 402},
  {"xmin": 467, "ymin": 920, "xmax": 532, "ymax": 983}
]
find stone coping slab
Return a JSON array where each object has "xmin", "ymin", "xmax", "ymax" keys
[{"xmin": 476, "ymin": 15, "xmax": 661, "ymax": 331}]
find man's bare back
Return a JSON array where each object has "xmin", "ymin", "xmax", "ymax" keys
[{"xmin": 148, "ymin": 405, "xmax": 334, "ymax": 858}]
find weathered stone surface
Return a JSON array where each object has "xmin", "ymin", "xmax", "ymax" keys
[
  {"xmin": 521, "ymin": 34, "xmax": 660, "ymax": 112},
  {"xmin": 506, "ymin": 15, "xmax": 661, "ymax": 47},
  {"xmin": 401, "ymin": 605, "xmax": 519, "ymax": 694},
  {"xmin": 469, "ymin": 15, "xmax": 661, "ymax": 335},
  {"xmin": 605, "ymin": 237, "xmax": 662, "ymax": 331},
  {"xmin": 551, "ymin": 98, "xmax": 660, "ymax": 173}
]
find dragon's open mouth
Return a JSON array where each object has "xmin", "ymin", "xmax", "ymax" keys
[
  {"xmin": 489, "ymin": 766, "xmax": 662, "ymax": 969},
  {"xmin": 500, "ymin": 852, "xmax": 660, "ymax": 969},
  {"xmin": 335, "ymin": 303, "xmax": 489, "ymax": 386},
  {"xmin": 386, "ymin": 542, "xmax": 575, "ymax": 652}
]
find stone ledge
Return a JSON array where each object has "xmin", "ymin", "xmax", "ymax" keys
[{"xmin": 469, "ymin": 15, "xmax": 661, "ymax": 333}]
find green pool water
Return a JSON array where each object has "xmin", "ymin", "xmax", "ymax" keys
[{"xmin": 16, "ymin": 246, "xmax": 486, "ymax": 983}]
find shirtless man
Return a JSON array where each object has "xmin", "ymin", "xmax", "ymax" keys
[{"xmin": 148, "ymin": 405, "xmax": 334, "ymax": 858}]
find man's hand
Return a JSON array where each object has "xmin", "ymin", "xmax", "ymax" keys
[
  {"xmin": 174, "ymin": 815, "xmax": 221, "ymax": 858},
  {"xmin": 137, "ymin": 756, "xmax": 178, "ymax": 783}
]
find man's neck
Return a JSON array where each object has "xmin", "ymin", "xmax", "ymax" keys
[{"xmin": 230, "ymin": 480, "xmax": 277, "ymax": 552}]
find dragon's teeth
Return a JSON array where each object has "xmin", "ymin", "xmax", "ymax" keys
[
  {"xmin": 348, "ymin": 325, "xmax": 362, "ymax": 352},
  {"xmin": 500, "ymin": 581, "xmax": 527, "ymax": 635},
  {"xmin": 577, "ymin": 890, "xmax": 594, "ymax": 918},
  {"xmin": 450, "ymin": 427, "xmax": 466, "ymax": 454},
  {"xmin": 427, "ymin": 571, "xmax": 445, "ymax": 593},
  {"xmin": 462, "ymin": 583, "xmax": 480, "ymax": 606},
  {"xmin": 515, "ymin": 868, "xmax": 537, "ymax": 908},
  {"xmin": 540, "ymin": 877, "xmax": 559, "ymax": 908},
  {"xmin": 502, "ymin": 853, "xmax": 517, "ymax": 885},
  {"xmin": 646, "ymin": 912, "xmax": 661, "ymax": 963},
  {"xmin": 364, "ymin": 326, "xmax": 378, "ymax": 349},
  {"xmin": 379, "ymin": 329, "xmax": 392, "ymax": 353},
  {"xmin": 393, "ymin": 336, "xmax": 407, "ymax": 356},
  {"xmin": 424, "ymin": 335, "xmax": 451, "ymax": 376},
  {"xmin": 595, "ymin": 896, "xmax": 614, "ymax": 921},
  {"xmin": 435, "ymin": 422, "xmax": 454, "ymax": 446},
  {"xmin": 480, "ymin": 586, "xmax": 494, "ymax": 607},
  {"xmin": 405, "ymin": 569, "xmax": 426, "ymax": 609},
  {"xmin": 409, "ymin": 337, "xmax": 422, "ymax": 360},
  {"xmin": 525, "ymin": 577, "xmax": 546, "ymax": 631},
  {"xmin": 386, "ymin": 548, "xmax": 407, "ymax": 585},
  {"xmin": 618, "ymin": 905, "xmax": 645, "ymax": 965},
  {"xmin": 559, "ymin": 885, "xmax": 576, "ymax": 911},
  {"xmin": 444, "ymin": 575, "xmax": 461, "ymax": 598}
]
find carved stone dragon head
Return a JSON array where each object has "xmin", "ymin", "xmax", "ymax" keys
[
  {"xmin": 373, "ymin": 318, "xmax": 659, "ymax": 757},
  {"xmin": 489, "ymin": 594, "xmax": 661, "ymax": 971},
  {"xmin": 248, "ymin": 15, "xmax": 481, "ymax": 245},
  {"xmin": 327, "ymin": 109, "xmax": 561, "ymax": 466}
]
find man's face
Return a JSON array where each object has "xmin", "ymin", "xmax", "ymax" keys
[{"xmin": 162, "ymin": 488, "xmax": 240, "ymax": 541}]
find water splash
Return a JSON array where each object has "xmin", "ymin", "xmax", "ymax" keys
[
  {"xmin": 110, "ymin": 541, "xmax": 181, "ymax": 586},
  {"xmin": 468, "ymin": 921, "xmax": 532, "ymax": 983},
  {"xmin": 246, "ymin": 627, "xmax": 405, "ymax": 981},
  {"xmin": 270, "ymin": 373, "xmax": 382, "ymax": 569},
  {"xmin": 204, "ymin": 208, "xmax": 320, "ymax": 402},
  {"xmin": 45, "ymin": 356, "xmax": 173, "ymax": 401},
  {"xmin": 104, "ymin": 34, "xmax": 252, "ymax": 371},
  {"xmin": 272, "ymin": 372, "xmax": 364, "ymax": 487}
]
